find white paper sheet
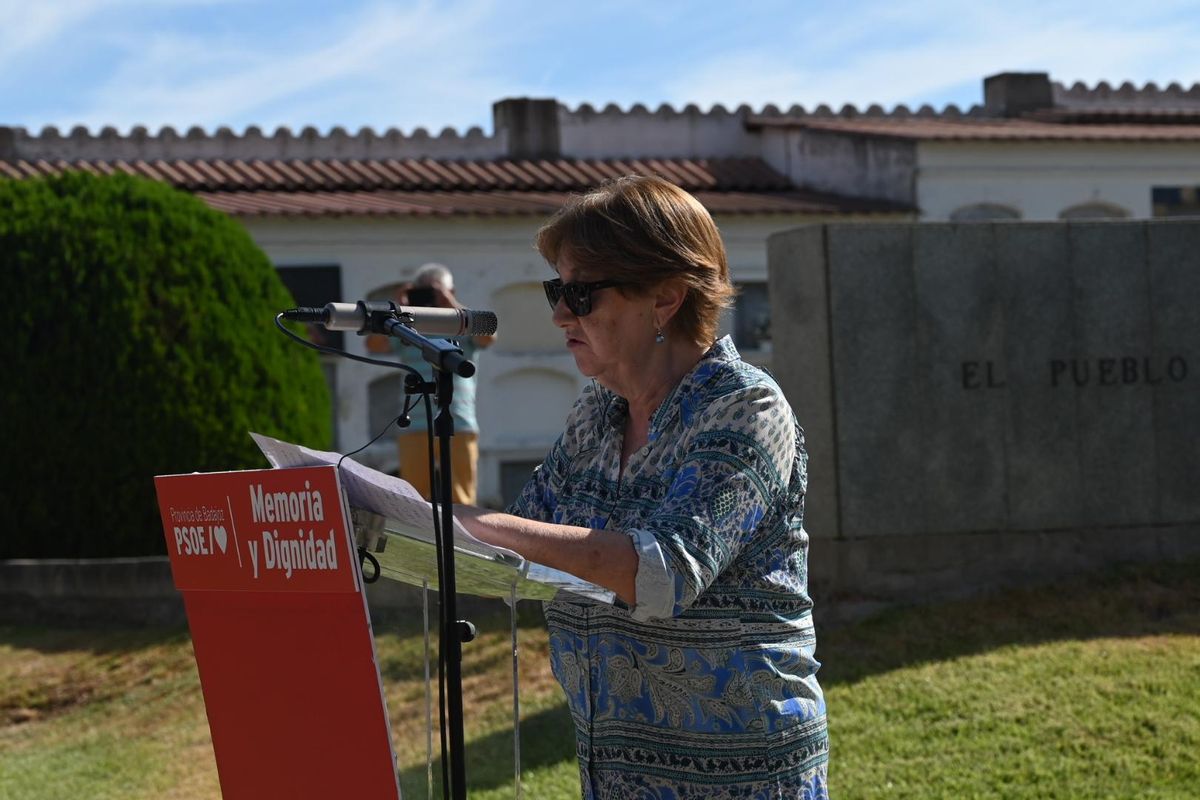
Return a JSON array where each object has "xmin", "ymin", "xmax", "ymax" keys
[
  {"xmin": 249, "ymin": 432, "xmax": 614, "ymax": 605},
  {"xmin": 250, "ymin": 432, "xmax": 520, "ymax": 564}
]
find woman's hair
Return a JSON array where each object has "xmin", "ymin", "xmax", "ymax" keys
[{"xmin": 535, "ymin": 174, "xmax": 735, "ymax": 346}]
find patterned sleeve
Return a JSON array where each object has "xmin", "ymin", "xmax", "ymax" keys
[
  {"xmin": 506, "ymin": 433, "xmax": 565, "ymax": 522},
  {"xmin": 628, "ymin": 382, "xmax": 797, "ymax": 620}
]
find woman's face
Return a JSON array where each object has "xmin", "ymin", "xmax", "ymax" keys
[{"xmin": 552, "ymin": 251, "xmax": 656, "ymax": 393}]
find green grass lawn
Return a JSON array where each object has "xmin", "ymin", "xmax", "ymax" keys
[{"xmin": 2, "ymin": 559, "xmax": 1198, "ymax": 799}]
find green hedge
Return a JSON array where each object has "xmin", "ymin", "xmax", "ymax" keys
[{"xmin": 0, "ymin": 172, "xmax": 332, "ymax": 558}]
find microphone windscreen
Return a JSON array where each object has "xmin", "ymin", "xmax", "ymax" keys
[{"xmin": 468, "ymin": 311, "xmax": 499, "ymax": 337}]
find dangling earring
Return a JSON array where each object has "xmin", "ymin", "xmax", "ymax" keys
[{"xmin": 655, "ymin": 327, "xmax": 666, "ymax": 344}]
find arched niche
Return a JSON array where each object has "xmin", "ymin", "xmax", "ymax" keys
[
  {"xmin": 367, "ymin": 281, "xmax": 403, "ymax": 302},
  {"xmin": 490, "ymin": 282, "xmax": 561, "ymax": 353},
  {"xmin": 1059, "ymin": 202, "xmax": 1130, "ymax": 220},
  {"xmin": 367, "ymin": 372, "xmax": 405, "ymax": 438},
  {"xmin": 486, "ymin": 367, "xmax": 578, "ymax": 439},
  {"xmin": 949, "ymin": 203, "xmax": 1021, "ymax": 222}
]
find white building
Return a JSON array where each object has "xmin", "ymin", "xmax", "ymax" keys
[
  {"xmin": 750, "ymin": 72, "xmax": 1200, "ymax": 221},
  {"xmin": 4, "ymin": 71, "xmax": 1197, "ymax": 505}
]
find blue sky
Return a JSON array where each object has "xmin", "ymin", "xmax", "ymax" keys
[{"xmin": 3, "ymin": 0, "xmax": 1198, "ymax": 135}]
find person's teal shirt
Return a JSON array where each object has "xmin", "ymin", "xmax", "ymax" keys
[{"xmin": 391, "ymin": 337, "xmax": 480, "ymax": 433}]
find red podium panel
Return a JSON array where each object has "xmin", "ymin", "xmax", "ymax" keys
[{"xmin": 155, "ymin": 465, "xmax": 400, "ymax": 800}]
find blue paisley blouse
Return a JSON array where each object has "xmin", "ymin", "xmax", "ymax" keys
[{"xmin": 510, "ymin": 337, "xmax": 829, "ymax": 799}]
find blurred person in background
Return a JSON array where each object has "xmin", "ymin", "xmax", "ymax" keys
[{"xmin": 373, "ymin": 262, "xmax": 494, "ymax": 505}]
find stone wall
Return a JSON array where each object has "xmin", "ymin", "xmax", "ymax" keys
[
  {"xmin": 0, "ymin": 558, "xmax": 186, "ymax": 627},
  {"xmin": 764, "ymin": 127, "xmax": 917, "ymax": 205},
  {"xmin": 0, "ymin": 557, "xmax": 515, "ymax": 628},
  {"xmin": 0, "ymin": 124, "xmax": 504, "ymax": 162},
  {"xmin": 769, "ymin": 220, "xmax": 1200, "ymax": 610}
]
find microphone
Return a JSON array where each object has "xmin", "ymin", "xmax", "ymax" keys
[{"xmin": 283, "ymin": 301, "xmax": 498, "ymax": 337}]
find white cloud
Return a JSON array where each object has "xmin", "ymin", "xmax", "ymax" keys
[
  {"xmin": 0, "ymin": 0, "xmax": 234, "ymax": 72},
  {"xmin": 0, "ymin": 1, "xmax": 111, "ymax": 68},
  {"xmin": 52, "ymin": 0, "xmax": 520, "ymax": 132},
  {"xmin": 661, "ymin": 1, "xmax": 1200, "ymax": 112}
]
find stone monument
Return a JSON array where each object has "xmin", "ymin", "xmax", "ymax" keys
[{"xmin": 768, "ymin": 221, "xmax": 1199, "ymax": 611}]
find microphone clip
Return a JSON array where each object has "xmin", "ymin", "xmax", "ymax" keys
[{"xmin": 354, "ymin": 300, "xmax": 404, "ymax": 336}]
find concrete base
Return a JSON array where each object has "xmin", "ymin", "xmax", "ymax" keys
[
  {"xmin": 4, "ymin": 524, "xmax": 1199, "ymax": 629},
  {"xmin": 0, "ymin": 558, "xmax": 185, "ymax": 628},
  {"xmin": 809, "ymin": 522, "xmax": 1200, "ymax": 627},
  {"xmin": 0, "ymin": 557, "xmax": 521, "ymax": 628}
]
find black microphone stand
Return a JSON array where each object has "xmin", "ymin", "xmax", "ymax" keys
[{"xmin": 369, "ymin": 307, "xmax": 475, "ymax": 800}]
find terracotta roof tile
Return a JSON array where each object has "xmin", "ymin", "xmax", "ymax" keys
[
  {"xmin": 543, "ymin": 159, "xmax": 584, "ymax": 185},
  {"xmin": 434, "ymin": 157, "xmax": 474, "ymax": 185},
  {"xmin": 318, "ymin": 160, "xmax": 351, "ymax": 185},
  {"xmin": 167, "ymin": 159, "xmax": 201, "ymax": 185},
  {"xmin": 1027, "ymin": 108, "xmax": 1200, "ymax": 124},
  {"xmin": 241, "ymin": 158, "xmax": 284, "ymax": 187},
  {"xmin": 493, "ymin": 160, "xmax": 534, "ymax": 187},
  {"xmin": 747, "ymin": 115, "xmax": 1200, "ymax": 141},
  {"xmin": 433, "ymin": 159, "xmax": 476, "ymax": 186},
  {"xmin": 216, "ymin": 159, "xmax": 251, "ymax": 187},
  {"xmin": 0, "ymin": 156, "xmax": 911, "ymax": 217},
  {"xmin": 69, "ymin": 159, "xmax": 99, "ymax": 176},
  {"xmin": 641, "ymin": 159, "xmax": 679, "ymax": 184},
  {"xmin": 342, "ymin": 158, "xmax": 374, "ymax": 183},
  {"xmin": 188, "ymin": 187, "xmax": 907, "ymax": 218},
  {"xmin": 523, "ymin": 159, "xmax": 564, "ymax": 186},
  {"xmin": 271, "ymin": 159, "xmax": 308, "ymax": 187},
  {"xmin": 452, "ymin": 159, "xmax": 495, "ymax": 187}
]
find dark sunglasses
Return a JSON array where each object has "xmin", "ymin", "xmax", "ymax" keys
[{"xmin": 542, "ymin": 278, "xmax": 624, "ymax": 316}]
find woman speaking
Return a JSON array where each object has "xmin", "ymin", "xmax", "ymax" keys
[{"xmin": 456, "ymin": 175, "xmax": 829, "ymax": 799}]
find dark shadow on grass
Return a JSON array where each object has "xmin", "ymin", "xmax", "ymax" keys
[
  {"xmin": 1, "ymin": 595, "xmax": 546, "ymax": 662},
  {"xmin": 0, "ymin": 624, "xmax": 191, "ymax": 656},
  {"xmin": 397, "ymin": 703, "xmax": 576, "ymax": 796},
  {"xmin": 376, "ymin": 602, "xmax": 548, "ymax": 682},
  {"xmin": 815, "ymin": 558, "xmax": 1200, "ymax": 687}
]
